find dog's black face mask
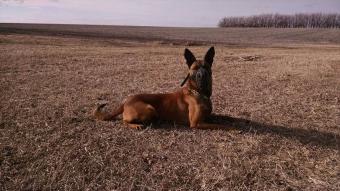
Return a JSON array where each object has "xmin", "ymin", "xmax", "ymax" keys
[
  {"xmin": 181, "ymin": 47, "xmax": 215, "ymax": 97},
  {"xmin": 190, "ymin": 66, "xmax": 212, "ymax": 97}
]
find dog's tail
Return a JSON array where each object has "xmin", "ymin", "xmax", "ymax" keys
[{"xmin": 93, "ymin": 103, "xmax": 124, "ymax": 121}]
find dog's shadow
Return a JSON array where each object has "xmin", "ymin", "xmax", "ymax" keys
[
  {"xmin": 155, "ymin": 114, "xmax": 339, "ymax": 150},
  {"xmin": 209, "ymin": 114, "xmax": 339, "ymax": 150}
]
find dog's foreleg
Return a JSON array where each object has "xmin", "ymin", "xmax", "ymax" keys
[{"xmin": 188, "ymin": 104, "xmax": 236, "ymax": 130}]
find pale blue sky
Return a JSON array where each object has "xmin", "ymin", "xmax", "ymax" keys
[{"xmin": 0, "ymin": 0, "xmax": 339, "ymax": 27}]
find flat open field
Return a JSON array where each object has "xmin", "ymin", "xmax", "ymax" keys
[{"xmin": 0, "ymin": 24, "xmax": 339, "ymax": 190}]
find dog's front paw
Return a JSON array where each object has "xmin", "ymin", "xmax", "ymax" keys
[{"xmin": 128, "ymin": 124, "xmax": 146, "ymax": 130}]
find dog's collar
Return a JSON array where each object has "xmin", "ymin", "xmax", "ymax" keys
[
  {"xmin": 188, "ymin": 88, "xmax": 209, "ymax": 101},
  {"xmin": 180, "ymin": 73, "xmax": 190, "ymax": 87}
]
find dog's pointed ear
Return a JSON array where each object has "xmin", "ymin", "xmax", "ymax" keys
[
  {"xmin": 204, "ymin": 46, "xmax": 215, "ymax": 67},
  {"xmin": 184, "ymin": 48, "xmax": 196, "ymax": 68}
]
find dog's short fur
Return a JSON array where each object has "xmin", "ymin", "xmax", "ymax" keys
[{"xmin": 94, "ymin": 47, "xmax": 227, "ymax": 129}]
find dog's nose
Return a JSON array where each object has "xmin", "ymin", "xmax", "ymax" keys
[{"xmin": 197, "ymin": 72, "xmax": 202, "ymax": 80}]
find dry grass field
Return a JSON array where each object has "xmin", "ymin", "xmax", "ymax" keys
[{"xmin": 0, "ymin": 24, "xmax": 339, "ymax": 190}]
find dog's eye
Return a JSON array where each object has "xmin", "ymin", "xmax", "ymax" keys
[
  {"xmin": 201, "ymin": 66, "xmax": 211, "ymax": 74},
  {"xmin": 189, "ymin": 70, "xmax": 197, "ymax": 78},
  {"xmin": 202, "ymin": 64, "xmax": 210, "ymax": 70}
]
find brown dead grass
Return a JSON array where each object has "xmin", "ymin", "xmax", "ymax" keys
[{"xmin": 0, "ymin": 26, "xmax": 339, "ymax": 190}]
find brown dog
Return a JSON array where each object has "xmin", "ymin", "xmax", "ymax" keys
[{"xmin": 94, "ymin": 47, "xmax": 226, "ymax": 129}]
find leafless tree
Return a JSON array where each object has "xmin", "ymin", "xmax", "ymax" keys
[{"xmin": 218, "ymin": 13, "xmax": 340, "ymax": 28}]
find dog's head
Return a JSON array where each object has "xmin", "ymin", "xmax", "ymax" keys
[{"xmin": 181, "ymin": 47, "xmax": 215, "ymax": 97}]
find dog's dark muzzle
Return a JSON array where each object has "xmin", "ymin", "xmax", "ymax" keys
[
  {"xmin": 180, "ymin": 67, "xmax": 212, "ymax": 97},
  {"xmin": 195, "ymin": 68, "xmax": 212, "ymax": 97}
]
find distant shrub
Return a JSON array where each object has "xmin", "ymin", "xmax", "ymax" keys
[{"xmin": 218, "ymin": 13, "xmax": 340, "ymax": 28}]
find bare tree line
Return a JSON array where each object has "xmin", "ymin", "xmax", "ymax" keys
[{"xmin": 218, "ymin": 13, "xmax": 340, "ymax": 28}]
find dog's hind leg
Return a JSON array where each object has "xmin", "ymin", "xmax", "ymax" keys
[
  {"xmin": 125, "ymin": 123, "xmax": 146, "ymax": 130},
  {"xmin": 94, "ymin": 103, "xmax": 124, "ymax": 121},
  {"xmin": 122, "ymin": 102, "xmax": 158, "ymax": 129}
]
